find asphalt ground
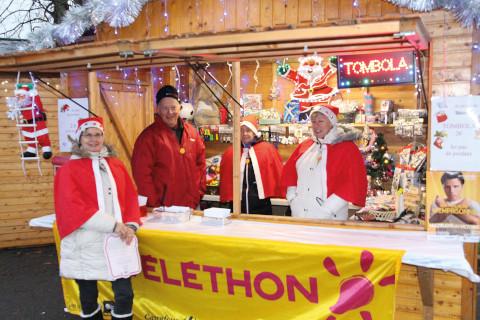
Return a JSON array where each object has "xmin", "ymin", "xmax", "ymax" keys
[
  {"xmin": 1, "ymin": 244, "xmax": 479, "ymax": 320},
  {"xmin": 0, "ymin": 244, "xmax": 77, "ymax": 319}
]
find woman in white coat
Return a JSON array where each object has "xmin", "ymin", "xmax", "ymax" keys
[
  {"xmin": 280, "ymin": 105, "xmax": 367, "ymax": 219},
  {"xmin": 54, "ymin": 117, "xmax": 141, "ymax": 320}
]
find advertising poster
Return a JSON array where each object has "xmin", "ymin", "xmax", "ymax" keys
[
  {"xmin": 57, "ymin": 98, "xmax": 89, "ymax": 152},
  {"xmin": 241, "ymin": 94, "xmax": 262, "ymax": 117},
  {"xmin": 426, "ymin": 171, "xmax": 480, "ymax": 238},
  {"xmin": 430, "ymin": 96, "xmax": 480, "ymax": 171}
]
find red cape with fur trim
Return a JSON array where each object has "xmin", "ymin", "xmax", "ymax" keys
[
  {"xmin": 280, "ymin": 139, "xmax": 367, "ymax": 207},
  {"xmin": 54, "ymin": 158, "xmax": 142, "ymax": 239},
  {"xmin": 220, "ymin": 141, "xmax": 285, "ymax": 202}
]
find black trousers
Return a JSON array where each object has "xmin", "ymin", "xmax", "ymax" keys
[{"xmin": 75, "ymin": 278, "xmax": 133, "ymax": 316}]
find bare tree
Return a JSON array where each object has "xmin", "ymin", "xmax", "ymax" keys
[{"xmin": 0, "ymin": 0, "xmax": 85, "ymax": 39}]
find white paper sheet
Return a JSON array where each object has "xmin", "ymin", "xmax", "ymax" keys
[{"xmin": 104, "ymin": 234, "xmax": 141, "ymax": 279}]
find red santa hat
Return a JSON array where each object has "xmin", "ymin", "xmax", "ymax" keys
[
  {"xmin": 75, "ymin": 117, "xmax": 105, "ymax": 140},
  {"xmin": 310, "ymin": 105, "xmax": 339, "ymax": 125},
  {"xmin": 14, "ymin": 83, "xmax": 37, "ymax": 97},
  {"xmin": 240, "ymin": 115, "xmax": 261, "ymax": 138}
]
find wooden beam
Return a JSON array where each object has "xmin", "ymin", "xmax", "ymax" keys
[
  {"xmin": 0, "ymin": 18, "xmax": 427, "ymax": 73},
  {"xmin": 400, "ymin": 17, "xmax": 431, "ymax": 50},
  {"xmin": 232, "ymin": 61, "xmax": 241, "ymax": 215},
  {"xmin": 417, "ymin": 266, "xmax": 434, "ymax": 320}
]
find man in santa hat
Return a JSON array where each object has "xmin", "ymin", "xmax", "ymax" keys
[
  {"xmin": 220, "ymin": 114, "xmax": 285, "ymax": 214},
  {"xmin": 280, "ymin": 105, "xmax": 367, "ymax": 219},
  {"xmin": 15, "ymin": 83, "xmax": 52, "ymax": 159}
]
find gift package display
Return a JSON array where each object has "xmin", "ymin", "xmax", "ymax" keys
[
  {"xmin": 354, "ymin": 126, "xmax": 427, "ymax": 224},
  {"xmin": 393, "ymin": 109, "xmax": 427, "ymax": 138}
]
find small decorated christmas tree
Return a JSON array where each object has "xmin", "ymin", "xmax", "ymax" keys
[{"xmin": 364, "ymin": 132, "xmax": 394, "ymax": 191}]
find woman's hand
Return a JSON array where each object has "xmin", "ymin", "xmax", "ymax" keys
[{"xmin": 114, "ymin": 222, "xmax": 135, "ymax": 245}]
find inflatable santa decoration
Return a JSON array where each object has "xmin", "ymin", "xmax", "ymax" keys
[
  {"xmin": 14, "ymin": 84, "xmax": 52, "ymax": 159},
  {"xmin": 277, "ymin": 53, "xmax": 339, "ymax": 123}
]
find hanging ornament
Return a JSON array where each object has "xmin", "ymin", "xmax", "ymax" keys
[
  {"xmin": 253, "ymin": 60, "xmax": 260, "ymax": 94},
  {"xmin": 224, "ymin": 62, "xmax": 233, "ymax": 88},
  {"xmin": 269, "ymin": 66, "xmax": 279, "ymax": 99}
]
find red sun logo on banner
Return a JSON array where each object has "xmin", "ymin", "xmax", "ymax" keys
[{"xmin": 324, "ymin": 250, "xmax": 396, "ymax": 320}]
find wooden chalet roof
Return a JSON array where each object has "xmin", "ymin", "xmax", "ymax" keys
[{"xmin": 0, "ymin": 17, "xmax": 430, "ymax": 72}]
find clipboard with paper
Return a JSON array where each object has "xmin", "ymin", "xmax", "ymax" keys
[{"xmin": 104, "ymin": 234, "xmax": 142, "ymax": 279}]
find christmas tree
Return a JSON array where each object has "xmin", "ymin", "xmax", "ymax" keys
[{"xmin": 364, "ymin": 132, "xmax": 394, "ymax": 191}]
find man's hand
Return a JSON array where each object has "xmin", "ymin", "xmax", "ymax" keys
[{"xmin": 434, "ymin": 195, "xmax": 447, "ymax": 207}]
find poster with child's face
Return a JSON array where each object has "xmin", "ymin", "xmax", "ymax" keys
[{"xmin": 426, "ymin": 171, "xmax": 480, "ymax": 236}]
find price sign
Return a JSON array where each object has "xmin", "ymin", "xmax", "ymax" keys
[{"xmin": 430, "ymin": 96, "xmax": 480, "ymax": 172}]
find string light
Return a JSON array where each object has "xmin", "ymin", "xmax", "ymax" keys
[
  {"xmin": 164, "ymin": 0, "xmax": 169, "ymax": 35},
  {"xmin": 352, "ymin": 0, "xmax": 361, "ymax": 18},
  {"xmin": 220, "ymin": 0, "xmax": 226, "ymax": 22}
]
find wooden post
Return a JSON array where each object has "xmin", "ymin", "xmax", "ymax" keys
[
  {"xmin": 88, "ymin": 71, "xmax": 98, "ymax": 116},
  {"xmin": 417, "ymin": 266, "xmax": 434, "ymax": 320},
  {"xmin": 461, "ymin": 242, "xmax": 477, "ymax": 320},
  {"xmin": 232, "ymin": 61, "xmax": 241, "ymax": 215}
]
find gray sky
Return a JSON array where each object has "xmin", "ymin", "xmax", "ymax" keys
[{"xmin": 0, "ymin": 0, "xmax": 48, "ymax": 39}]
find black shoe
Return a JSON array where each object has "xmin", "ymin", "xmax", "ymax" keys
[
  {"xmin": 23, "ymin": 151, "xmax": 36, "ymax": 158},
  {"xmin": 43, "ymin": 151, "xmax": 52, "ymax": 159}
]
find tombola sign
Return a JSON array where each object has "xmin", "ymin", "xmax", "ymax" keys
[{"xmin": 337, "ymin": 50, "xmax": 416, "ymax": 89}]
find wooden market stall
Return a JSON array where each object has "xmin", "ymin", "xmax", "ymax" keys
[{"xmin": 0, "ymin": 0, "xmax": 479, "ymax": 319}]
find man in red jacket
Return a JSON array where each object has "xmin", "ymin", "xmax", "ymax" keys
[{"xmin": 131, "ymin": 85, "xmax": 206, "ymax": 209}]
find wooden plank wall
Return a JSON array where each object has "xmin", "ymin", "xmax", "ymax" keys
[
  {"xmin": 0, "ymin": 73, "xmax": 62, "ymax": 248},
  {"xmin": 96, "ymin": 0, "xmax": 413, "ymax": 41}
]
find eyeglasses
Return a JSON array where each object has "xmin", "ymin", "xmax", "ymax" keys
[
  {"xmin": 158, "ymin": 106, "xmax": 179, "ymax": 112},
  {"xmin": 82, "ymin": 133, "xmax": 103, "ymax": 139}
]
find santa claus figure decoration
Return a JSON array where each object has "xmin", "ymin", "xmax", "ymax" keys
[
  {"xmin": 14, "ymin": 84, "xmax": 52, "ymax": 159},
  {"xmin": 277, "ymin": 53, "xmax": 338, "ymax": 123}
]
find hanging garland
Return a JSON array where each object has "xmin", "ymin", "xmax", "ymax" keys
[
  {"xmin": 19, "ymin": 0, "xmax": 152, "ymax": 52},
  {"xmin": 384, "ymin": 0, "xmax": 480, "ymax": 29}
]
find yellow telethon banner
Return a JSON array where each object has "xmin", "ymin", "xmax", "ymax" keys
[{"xmin": 55, "ymin": 225, "xmax": 404, "ymax": 320}]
